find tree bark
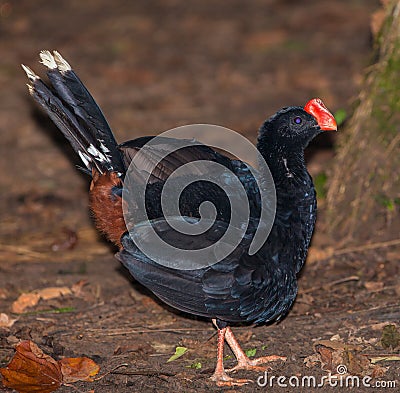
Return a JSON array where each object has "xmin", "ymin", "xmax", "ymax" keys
[{"xmin": 327, "ymin": 0, "xmax": 400, "ymax": 245}]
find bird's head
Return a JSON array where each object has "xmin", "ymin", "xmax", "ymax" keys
[{"xmin": 258, "ymin": 98, "xmax": 337, "ymax": 152}]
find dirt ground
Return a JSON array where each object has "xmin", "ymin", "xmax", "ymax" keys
[{"xmin": 1, "ymin": 0, "xmax": 399, "ymax": 392}]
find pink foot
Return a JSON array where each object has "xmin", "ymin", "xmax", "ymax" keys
[{"xmin": 227, "ymin": 354, "xmax": 287, "ymax": 373}]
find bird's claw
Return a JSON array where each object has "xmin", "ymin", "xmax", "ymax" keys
[
  {"xmin": 210, "ymin": 372, "xmax": 253, "ymax": 387},
  {"xmin": 227, "ymin": 364, "xmax": 270, "ymax": 373}
]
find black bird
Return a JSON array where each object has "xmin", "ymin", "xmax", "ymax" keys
[{"xmin": 22, "ymin": 51, "xmax": 337, "ymax": 386}]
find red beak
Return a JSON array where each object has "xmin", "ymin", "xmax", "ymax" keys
[{"xmin": 304, "ymin": 98, "xmax": 337, "ymax": 131}]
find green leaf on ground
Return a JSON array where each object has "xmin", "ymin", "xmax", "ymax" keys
[
  {"xmin": 167, "ymin": 346, "xmax": 188, "ymax": 363},
  {"xmin": 245, "ymin": 348, "xmax": 257, "ymax": 358},
  {"xmin": 186, "ymin": 361, "xmax": 202, "ymax": 369}
]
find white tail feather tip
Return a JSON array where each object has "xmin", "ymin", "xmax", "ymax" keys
[
  {"xmin": 39, "ymin": 50, "xmax": 57, "ymax": 69},
  {"xmin": 39, "ymin": 50, "xmax": 72, "ymax": 73},
  {"xmin": 21, "ymin": 64, "xmax": 39, "ymax": 81},
  {"xmin": 52, "ymin": 51, "xmax": 72, "ymax": 72}
]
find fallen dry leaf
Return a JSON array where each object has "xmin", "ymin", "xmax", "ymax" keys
[
  {"xmin": 306, "ymin": 246, "xmax": 334, "ymax": 263},
  {"xmin": 0, "ymin": 340, "xmax": 100, "ymax": 392},
  {"xmin": 0, "ymin": 340, "xmax": 63, "ymax": 393},
  {"xmin": 59, "ymin": 357, "xmax": 100, "ymax": 383},
  {"xmin": 11, "ymin": 293, "xmax": 40, "ymax": 314},
  {"xmin": 11, "ymin": 287, "xmax": 72, "ymax": 313},
  {"xmin": 364, "ymin": 281, "xmax": 384, "ymax": 292},
  {"xmin": 381, "ymin": 324, "xmax": 400, "ymax": 349},
  {"xmin": 33, "ymin": 287, "xmax": 73, "ymax": 301},
  {"xmin": 0, "ymin": 313, "xmax": 18, "ymax": 328},
  {"xmin": 71, "ymin": 279, "xmax": 88, "ymax": 297},
  {"xmin": 304, "ymin": 339, "xmax": 387, "ymax": 377}
]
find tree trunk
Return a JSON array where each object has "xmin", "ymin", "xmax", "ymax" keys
[{"xmin": 327, "ymin": 0, "xmax": 400, "ymax": 245}]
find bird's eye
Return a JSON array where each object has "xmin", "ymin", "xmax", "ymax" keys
[{"xmin": 294, "ymin": 116, "xmax": 302, "ymax": 124}]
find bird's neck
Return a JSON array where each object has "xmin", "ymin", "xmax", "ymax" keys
[
  {"xmin": 258, "ymin": 140, "xmax": 311, "ymax": 189},
  {"xmin": 258, "ymin": 142, "xmax": 316, "ymax": 273}
]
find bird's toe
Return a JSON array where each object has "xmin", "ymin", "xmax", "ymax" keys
[
  {"xmin": 227, "ymin": 354, "xmax": 287, "ymax": 373},
  {"xmin": 210, "ymin": 372, "xmax": 253, "ymax": 387}
]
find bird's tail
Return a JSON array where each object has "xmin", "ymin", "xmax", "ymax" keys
[{"xmin": 22, "ymin": 50, "xmax": 125, "ymax": 176}]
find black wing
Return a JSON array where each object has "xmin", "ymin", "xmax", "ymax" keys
[
  {"xmin": 119, "ymin": 136, "xmax": 263, "ymax": 224},
  {"xmin": 117, "ymin": 217, "xmax": 297, "ymax": 324},
  {"xmin": 119, "ymin": 136, "xmax": 233, "ymax": 183}
]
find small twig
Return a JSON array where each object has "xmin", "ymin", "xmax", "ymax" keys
[
  {"xmin": 111, "ymin": 369, "xmax": 175, "ymax": 377},
  {"xmin": 62, "ymin": 382, "xmax": 88, "ymax": 393},
  {"xmin": 0, "ymin": 244, "xmax": 48, "ymax": 259},
  {"xmin": 333, "ymin": 238, "xmax": 400, "ymax": 256},
  {"xmin": 310, "ymin": 238, "xmax": 400, "ymax": 263},
  {"xmin": 94, "ymin": 363, "xmax": 129, "ymax": 381},
  {"xmin": 302, "ymin": 275, "xmax": 360, "ymax": 294}
]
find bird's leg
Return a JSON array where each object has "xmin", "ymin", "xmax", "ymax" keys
[
  {"xmin": 210, "ymin": 321, "xmax": 252, "ymax": 386},
  {"xmin": 224, "ymin": 327, "xmax": 286, "ymax": 373}
]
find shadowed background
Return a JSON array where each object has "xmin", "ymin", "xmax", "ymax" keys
[{"xmin": 3, "ymin": 2, "xmax": 399, "ymax": 393}]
